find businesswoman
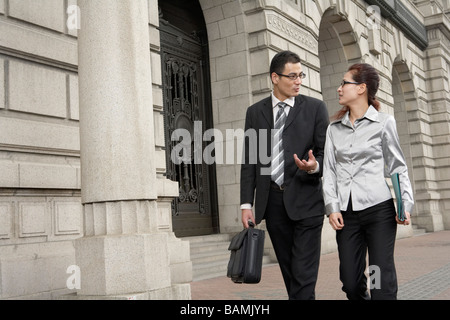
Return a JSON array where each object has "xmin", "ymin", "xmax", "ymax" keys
[{"xmin": 322, "ymin": 63, "xmax": 414, "ymax": 300}]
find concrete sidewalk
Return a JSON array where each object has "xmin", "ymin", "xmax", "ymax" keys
[{"xmin": 190, "ymin": 230, "xmax": 450, "ymax": 300}]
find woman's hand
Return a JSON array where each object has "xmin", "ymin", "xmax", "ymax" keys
[
  {"xmin": 396, "ymin": 211, "xmax": 411, "ymax": 225},
  {"xmin": 329, "ymin": 212, "xmax": 344, "ymax": 230}
]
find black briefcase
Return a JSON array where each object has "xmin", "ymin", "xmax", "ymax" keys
[{"xmin": 227, "ymin": 222, "xmax": 265, "ymax": 284}]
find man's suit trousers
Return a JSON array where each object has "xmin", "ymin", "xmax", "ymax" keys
[{"xmin": 264, "ymin": 186, "xmax": 324, "ymax": 300}]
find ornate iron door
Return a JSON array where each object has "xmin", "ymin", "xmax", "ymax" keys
[{"xmin": 159, "ymin": 9, "xmax": 218, "ymax": 237}]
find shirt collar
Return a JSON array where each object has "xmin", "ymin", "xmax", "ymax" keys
[
  {"xmin": 271, "ymin": 92, "xmax": 295, "ymax": 109},
  {"xmin": 364, "ymin": 105, "xmax": 379, "ymax": 122},
  {"xmin": 336, "ymin": 105, "xmax": 379, "ymax": 127}
]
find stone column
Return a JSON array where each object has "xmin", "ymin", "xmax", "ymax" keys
[
  {"xmin": 416, "ymin": 2, "xmax": 449, "ymax": 232},
  {"xmin": 78, "ymin": 0, "xmax": 156, "ymax": 203},
  {"xmin": 74, "ymin": 0, "xmax": 190, "ymax": 299}
]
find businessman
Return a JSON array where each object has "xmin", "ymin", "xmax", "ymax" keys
[{"xmin": 240, "ymin": 51, "xmax": 329, "ymax": 299}]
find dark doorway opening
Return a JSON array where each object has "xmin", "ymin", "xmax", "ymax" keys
[{"xmin": 159, "ymin": 0, "xmax": 219, "ymax": 237}]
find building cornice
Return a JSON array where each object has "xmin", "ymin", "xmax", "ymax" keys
[{"xmin": 365, "ymin": 0, "xmax": 428, "ymax": 50}]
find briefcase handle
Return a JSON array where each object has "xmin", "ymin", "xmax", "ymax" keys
[{"xmin": 248, "ymin": 220, "xmax": 255, "ymax": 228}]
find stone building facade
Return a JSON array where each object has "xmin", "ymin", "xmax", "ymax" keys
[{"xmin": 0, "ymin": 0, "xmax": 448, "ymax": 299}]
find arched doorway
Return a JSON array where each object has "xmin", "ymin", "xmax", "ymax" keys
[
  {"xmin": 318, "ymin": 8, "xmax": 362, "ymax": 117},
  {"xmin": 159, "ymin": 0, "xmax": 219, "ymax": 237},
  {"xmin": 392, "ymin": 60, "xmax": 417, "ymax": 202}
]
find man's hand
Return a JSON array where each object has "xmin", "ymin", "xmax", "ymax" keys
[
  {"xmin": 294, "ymin": 150, "xmax": 317, "ymax": 172},
  {"xmin": 242, "ymin": 209, "xmax": 255, "ymax": 229}
]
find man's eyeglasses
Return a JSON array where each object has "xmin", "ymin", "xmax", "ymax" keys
[
  {"xmin": 276, "ymin": 72, "xmax": 306, "ymax": 81},
  {"xmin": 340, "ymin": 80, "xmax": 362, "ymax": 87}
]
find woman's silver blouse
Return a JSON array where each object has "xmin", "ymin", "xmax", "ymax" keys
[{"xmin": 322, "ymin": 106, "xmax": 414, "ymax": 216}]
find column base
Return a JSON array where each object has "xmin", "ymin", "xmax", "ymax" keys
[
  {"xmin": 75, "ymin": 233, "xmax": 173, "ymax": 296},
  {"xmin": 416, "ymin": 214, "xmax": 444, "ymax": 232}
]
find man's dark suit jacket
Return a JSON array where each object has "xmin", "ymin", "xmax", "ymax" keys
[{"xmin": 240, "ymin": 94, "xmax": 329, "ymax": 224}]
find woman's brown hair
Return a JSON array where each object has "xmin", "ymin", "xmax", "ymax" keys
[{"xmin": 332, "ymin": 63, "xmax": 381, "ymax": 120}]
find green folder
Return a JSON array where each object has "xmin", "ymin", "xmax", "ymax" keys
[{"xmin": 391, "ymin": 173, "xmax": 406, "ymax": 221}]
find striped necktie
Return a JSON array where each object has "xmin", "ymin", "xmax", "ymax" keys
[{"xmin": 271, "ymin": 102, "xmax": 287, "ymax": 187}]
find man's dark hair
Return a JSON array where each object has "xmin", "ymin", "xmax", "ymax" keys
[{"xmin": 269, "ymin": 51, "xmax": 301, "ymax": 75}]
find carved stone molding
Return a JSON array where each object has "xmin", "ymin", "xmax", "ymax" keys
[
  {"xmin": 267, "ymin": 13, "xmax": 317, "ymax": 51},
  {"xmin": 83, "ymin": 200, "xmax": 164, "ymax": 237}
]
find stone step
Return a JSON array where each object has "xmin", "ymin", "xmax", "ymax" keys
[
  {"xmin": 186, "ymin": 233, "xmax": 273, "ymax": 281},
  {"xmin": 189, "ymin": 240, "xmax": 231, "ymax": 255},
  {"xmin": 187, "ymin": 233, "xmax": 233, "ymax": 244},
  {"xmin": 412, "ymin": 224, "xmax": 427, "ymax": 236},
  {"xmin": 192, "ymin": 255, "xmax": 274, "ymax": 281}
]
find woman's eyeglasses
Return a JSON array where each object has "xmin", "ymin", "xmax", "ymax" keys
[{"xmin": 340, "ymin": 80, "xmax": 362, "ymax": 87}]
